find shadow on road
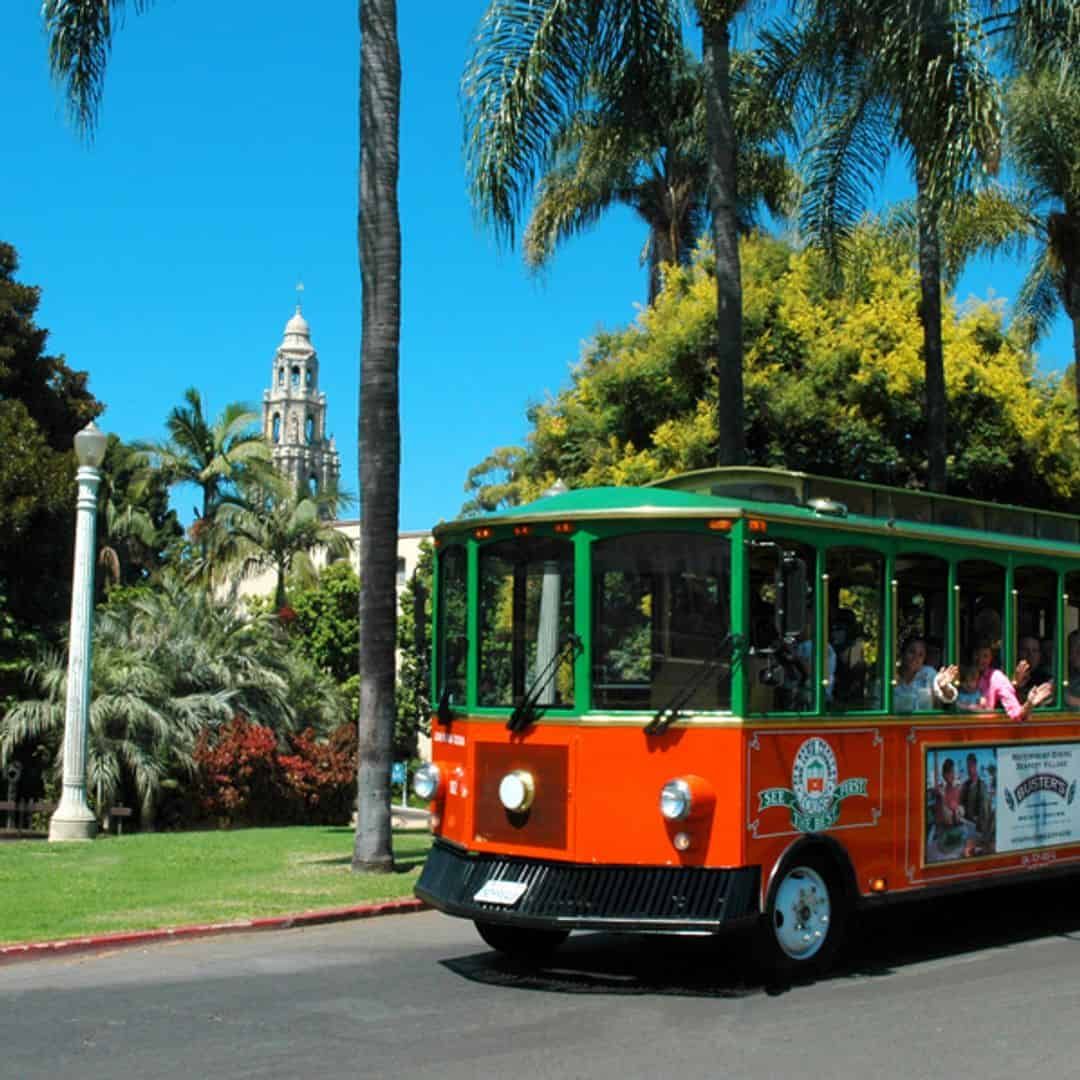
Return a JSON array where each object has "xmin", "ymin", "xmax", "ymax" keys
[{"xmin": 441, "ymin": 874, "xmax": 1080, "ymax": 999}]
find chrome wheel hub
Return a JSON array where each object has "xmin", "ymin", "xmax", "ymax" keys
[{"xmin": 772, "ymin": 866, "xmax": 830, "ymax": 960}]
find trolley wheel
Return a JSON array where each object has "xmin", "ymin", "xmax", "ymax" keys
[
  {"xmin": 760, "ymin": 853, "xmax": 847, "ymax": 976},
  {"xmin": 474, "ymin": 920, "xmax": 569, "ymax": 963}
]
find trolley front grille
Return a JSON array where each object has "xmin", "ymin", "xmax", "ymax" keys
[{"xmin": 416, "ymin": 840, "xmax": 760, "ymax": 931}]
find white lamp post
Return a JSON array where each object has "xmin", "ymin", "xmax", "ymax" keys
[{"xmin": 49, "ymin": 421, "xmax": 108, "ymax": 842}]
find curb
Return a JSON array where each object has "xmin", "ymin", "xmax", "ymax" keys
[{"xmin": 0, "ymin": 897, "xmax": 429, "ymax": 966}]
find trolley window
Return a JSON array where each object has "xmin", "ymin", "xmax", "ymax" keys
[
  {"xmin": 478, "ymin": 538, "xmax": 575, "ymax": 708},
  {"xmin": 592, "ymin": 532, "xmax": 730, "ymax": 712},
  {"xmin": 1015, "ymin": 565, "xmax": 1057, "ymax": 708},
  {"xmin": 827, "ymin": 547, "xmax": 885, "ymax": 711},
  {"xmin": 436, "ymin": 544, "xmax": 468, "ymax": 707}
]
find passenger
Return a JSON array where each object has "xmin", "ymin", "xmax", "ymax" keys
[
  {"xmin": 973, "ymin": 639, "xmax": 1052, "ymax": 720},
  {"xmin": 831, "ymin": 608, "xmax": 867, "ymax": 705},
  {"xmin": 1013, "ymin": 635, "xmax": 1052, "ymax": 702},
  {"xmin": 924, "ymin": 637, "xmax": 944, "ymax": 670},
  {"xmin": 894, "ymin": 635, "xmax": 958, "ymax": 712},
  {"xmin": 955, "ymin": 665, "xmax": 982, "ymax": 711},
  {"xmin": 1066, "ymin": 630, "xmax": 1080, "ymax": 708},
  {"xmin": 796, "ymin": 630, "xmax": 837, "ymax": 705}
]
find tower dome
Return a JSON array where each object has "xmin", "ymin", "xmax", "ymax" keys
[{"xmin": 281, "ymin": 306, "xmax": 313, "ymax": 353}]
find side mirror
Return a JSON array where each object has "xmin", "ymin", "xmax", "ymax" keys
[{"xmin": 776, "ymin": 551, "xmax": 808, "ymax": 641}]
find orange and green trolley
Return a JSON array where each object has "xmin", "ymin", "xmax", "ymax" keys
[{"xmin": 414, "ymin": 467, "xmax": 1080, "ymax": 972}]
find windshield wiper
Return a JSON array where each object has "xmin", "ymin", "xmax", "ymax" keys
[
  {"xmin": 645, "ymin": 633, "xmax": 740, "ymax": 736},
  {"xmin": 507, "ymin": 634, "xmax": 583, "ymax": 733},
  {"xmin": 436, "ymin": 687, "xmax": 454, "ymax": 727}
]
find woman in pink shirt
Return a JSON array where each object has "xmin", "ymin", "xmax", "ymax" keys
[{"xmin": 973, "ymin": 642, "xmax": 1052, "ymax": 720}]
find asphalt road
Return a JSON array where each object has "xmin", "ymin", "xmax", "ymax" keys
[{"xmin": 3, "ymin": 877, "xmax": 1080, "ymax": 1080}]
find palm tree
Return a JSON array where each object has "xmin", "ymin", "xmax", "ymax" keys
[
  {"xmin": 356, "ymin": 0, "xmax": 402, "ymax": 873},
  {"xmin": 1004, "ymin": 68, "xmax": 1080, "ymax": 415},
  {"xmin": 1, "ymin": 576, "xmax": 304, "ymax": 827},
  {"xmin": 762, "ymin": 0, "xmax": 1000, "ymax": 492},
  {"xmin": 139, "ymin": 387, "xmax": 269, "ymax": 527},
  {"xmin": 217, "ymin": 474, "xmax": 352, "ymax": 610},
  {"xmin": 1, "ymin": 599, "xmax": 228, "ymax": 827},
  {"xmin": 523, "ymin": 49, "xmax": 797, "ymax": 304},
  {"xmin": 463, "ymin": 0, "xmax": 756, "ymax": 465},
  {"xmin": 41, "ymin": 0, "xmax": 405, "ymax": 873}
]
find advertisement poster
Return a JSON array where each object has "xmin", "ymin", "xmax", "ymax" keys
[
  {"xmin": 996, "ymin": 743, "xmax": 1080, "ymax": 853},
  {"xmin": 925, "ymin": 747, "xmax": 998, "ymax": 863},
  {"xmin": 925, "ymin": 741, "xmax": 1080, "ymax": 864}
]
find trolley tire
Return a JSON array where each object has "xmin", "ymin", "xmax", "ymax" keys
[
  {"xmin": 474, "ymin": 921, "xmax": 569, "ymax": 963},
  {"xmin": 759, "ymin": 852, "xmax": 847, "ymax": 977}
]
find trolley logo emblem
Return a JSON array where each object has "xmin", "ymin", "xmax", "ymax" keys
[{"xmin": 758, "ymin": 737, "xmax": 868, "ymax": 833}]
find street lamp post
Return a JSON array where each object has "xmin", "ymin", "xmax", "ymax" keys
[{"xmin": 49, "ymin": 421, "xmax": 108, "ymax": 842}]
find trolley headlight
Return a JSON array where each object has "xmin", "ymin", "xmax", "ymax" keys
[
  {"xmin": 659, "ymin": 778, "xmax": 693, "ymax": 821},
  {"xmin": 412, "ymin": 763, "xmax": 442, "ymax": 801},
  {"xmin": 498, "ymin": 769, "xmax": 536, "ymax": 812}
]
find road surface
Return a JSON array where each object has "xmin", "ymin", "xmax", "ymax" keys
[{"xmin": 3, "ymin": 877, "xmax": 1079, "ymax": 1079}]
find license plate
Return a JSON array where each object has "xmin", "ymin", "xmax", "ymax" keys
[{"xmin": 473, "ymin": 879, "xmax": 529, "ymax": 906}]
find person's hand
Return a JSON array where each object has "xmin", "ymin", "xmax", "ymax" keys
[
  {"xmin": 939, "ymin": 664, "xmax": 959, "ymax": 686},
  {"xmin": 1013, "ymin": 659, "xmax": 1031, "ymax": 688},
  {"xmin": 1029, "ymin": 681, "xmax": 1054, "ymax": 709}
]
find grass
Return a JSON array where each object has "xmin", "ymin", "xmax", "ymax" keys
[{"xmin": 0, "ymin": 827, "xmax": 432, "ymax": 946}]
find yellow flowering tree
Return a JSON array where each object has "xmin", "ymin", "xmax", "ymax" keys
[{"xmin": 465, "ymin": 226, "xmax": 1080, "ymax": 513}]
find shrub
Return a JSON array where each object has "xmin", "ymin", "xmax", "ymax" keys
[{"xmin": 194, "ymin": 717, "xmax": 357, "ymax": 827}]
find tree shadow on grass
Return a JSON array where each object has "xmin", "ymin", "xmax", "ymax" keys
[{"xmin": 441, "ymin": 873, "xmax": 1080, "ymax": 1000}]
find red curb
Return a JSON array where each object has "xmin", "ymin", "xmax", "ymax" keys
[{"xmin": 0, "ymin": 897, "xmax": 429, "ymax": 966}]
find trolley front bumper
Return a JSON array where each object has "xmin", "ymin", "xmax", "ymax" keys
[{"xmin": 416, "ymin": 839, "xmax": 762, "ymax": 933}]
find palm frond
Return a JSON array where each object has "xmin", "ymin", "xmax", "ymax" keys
[
  {"xmin": 42, "ymin": 0, "xmax": 155, "ymax": 136},
  {"xmin": 462, "ymin": 0, "xmax": 682, "ymax": 246},
  {"xmin": 1016, "ymin": 244, "xmax": 1065, "ymax": 342}
]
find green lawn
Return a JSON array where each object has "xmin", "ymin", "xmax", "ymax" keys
[{"xmin": 0, "ymin": 827, "xmax": 432, "ymax": 946}]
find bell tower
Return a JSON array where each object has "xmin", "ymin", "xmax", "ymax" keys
[{"xmin": 262, "ymin": 294, "xmax": 340, "ymax": 495}]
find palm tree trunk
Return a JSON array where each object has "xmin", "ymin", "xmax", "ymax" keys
[
  {"xmin": 916, "ymin": 167, "xmax": 947, "ymax": 494},
  {"xmin": 1071, "ymin": 304, "xmax": 1080, "ymax": 424},
  {"xmin": 647, "ymin": 224, "xmax": 677, "ymax": 306},
  {"xmin": 699, "ymin": 10, "xmax": 745, "ymax": 466},
  {"xmin": 1061, "ymin": 213, "xmax": 1080, "ymax": 423},
  {"xmin": 353, "ymin": 0, "xmax": 401, "ymax": 874}
]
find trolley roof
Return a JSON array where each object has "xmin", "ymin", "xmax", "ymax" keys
[{"xmin": 437, "ymin": 467, "xmax": 1080, "ymax": 554}]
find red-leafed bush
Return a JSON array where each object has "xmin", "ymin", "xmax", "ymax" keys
[
  {"xmin": 279, "ymin": 723, "xmax": 358, "ymax": 824},
  {"xmin": 194, "ymin": 718, "xmax": 357, "ymax": 826}
]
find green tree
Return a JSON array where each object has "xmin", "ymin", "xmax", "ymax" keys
[
  {"xmin": 218, "ymin": 474, "xmax": 351, "ymax": 610},
  {"xmin": 96, "ymin": 435, "xmax": 184, "ymax": 593},
  {"xmin": 523, "ymin": 49, "xmax": 796, "ymax": 304},
  {"xmin": 41, "ymin": 0, "xmax": 406, "ymax": 874},
  {"xmin": 289, "ymin": 561, "xmax": 361, "ymax": 685},
  {"xmin": 465, "ymin": 229, "xmax": 1080, "ymax": 511},
  {"xmin": 762, "ymin": 0, "xmax": 1000, "ymax": 493},
  {"xmin": 395, "ymin": 541, "xmax": 432, "ymax": 761},
  {"xmin": 0, "ymin": 241, "xmax": 102, "ymax": 629},
  {"xmin": 464, "ymin": 0, "xmax": 755, "ymax": 466}
]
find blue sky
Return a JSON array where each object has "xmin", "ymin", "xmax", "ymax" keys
[{"xmin": 5, "ymin": 2, "xmax": 1073, "ymax": 532}]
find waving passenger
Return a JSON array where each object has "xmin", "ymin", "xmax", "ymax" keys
[
  {"xmin": 973, "ymin": 640, "xmax": 1052, "ymax": 720},
  {"xmin": 894, "ymin": 635, "xmax": 958, "ymax": 712}
]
